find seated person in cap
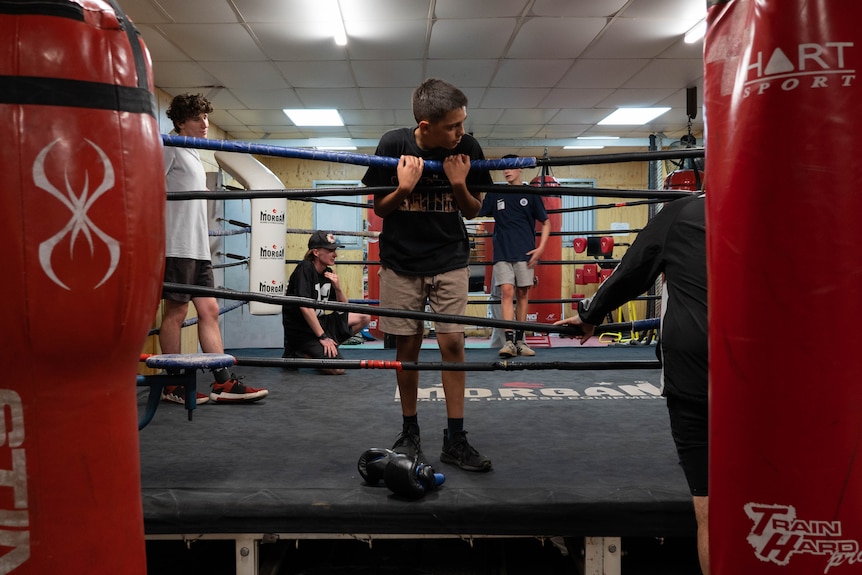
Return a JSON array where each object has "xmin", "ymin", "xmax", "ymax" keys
[{"xmin": 282, "ymin": 231, "xmax": 371, "ymax": 375}]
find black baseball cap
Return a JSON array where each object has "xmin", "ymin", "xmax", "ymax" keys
[{"xmin": 308, "ymin": 231, "xmax": 343, "ymax": 250}]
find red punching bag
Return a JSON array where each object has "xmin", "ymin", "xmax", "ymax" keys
[
  {"xmin": 705, "ymin": 1, "xmax": 862, "ymax": 573},
  {"xmin": 0, "ymin": 1, "xmax": 164, "ymax": 572},
  {"xmin": 528, "ymin": 175, "xmax": 563, "ymax": 323}
]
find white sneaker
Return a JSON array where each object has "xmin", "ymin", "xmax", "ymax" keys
[
  {"xmin": 516, "ymin": 340, "xmax": 535, "ymax": 357},
  {"xmin": 498, "ymin": 340, "xmax": 517, "ymax": 357}
]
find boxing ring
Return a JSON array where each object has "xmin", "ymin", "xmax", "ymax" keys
[{"xmin": 137, "ymin": 344, "xmax": 695, "ymax": 575}]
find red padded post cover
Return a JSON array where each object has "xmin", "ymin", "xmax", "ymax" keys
[
  {"xmin": 705, "ymin": 1, "xmax": 862, "ymax": 573},
  {"xmin": 0, "ymin": 1, "xmax": 164, "ymax": 572}
]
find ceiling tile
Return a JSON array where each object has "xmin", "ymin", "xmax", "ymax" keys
[
  {"xmin": 582, "ymin": 18, "xmax": 688, "ymax": 59},
  {"xmin": 557, "ymin": 59, "xmax": 649, "ymax": 89},
  {"xmin": 230, "ymin": 88, "xmax": 303, "ymax": 109},
  {"xmin": 234, "ymin": 0, "xmax": 331, "ymax": 22},
  {"xmin": 341, "ymin": 0, "xmax": 431, "ymax": 21},
  {"xmin": 480, "ymin": 87, "xmax": 551, "ymax": 108},
  {"xmin": 623, "ymin": 59, "xmax": 704, "ymax": 90},
  {"xmin": 598, "ymin": 88, "xmax": 678, "ymax": 108},
  {"xmin": 425, "ymin": 59, "xmax": 498, "ymax": 87},
  {"xmin": 539, "ymin": 88, "xmax": 615, "ymax": 108},
  {"xmin": 531, "ymin": 0, "xmax": 628, "ymax": 17},
  {"xmin": 203, "ymin": 88, "xmax": 246, "ymax": 111},
  {"xmin": 507, "ymin": 17, "xmax": 606, "ymax": 59},
  {"xmin": 252, "ymin": 22, "xmax": 347, "ymax": 61},
  {"xmin": 535, "ymin": 125, "xmax": 590, "ymax": 138},
  {"xmin": 199, "ymin": 62, "xmax": 290, "ymax": 91},
  {"xmin": 228, "ymin": 109, "xmax": 294, "ymax": 127},
  {"xmin": 657, "ymin": 38, "xmax": 706, "ymax": 59},
  {"xmin": 144, "ymin": 0, "xmax": 239, "ymax": 23},
  {"xmin": 348, "ymin": 126, "xmax": 399, "ymax": 138},
  {"xmin": 351, "ymin": 60, "xmax": 424, "ymax": 88},
  {"xmin": 496, "ymin": 108, "xmax": 560, "ymax": 125},
  {"xmin": 136, "ymin": 25, "xmax": 191, "ymax": 61},
  {"xmin": 295, "ymin": 88, "xmax": 364, "ymax": 109},
  {"xmin": 464, "ymin": 108, "xmax": 505, "ymax": 125},
  {"xmin": 487, "ymin": 124, "xmax": 543, "ymax": 138},
  {"xmin": 207, "ymin": 110, "xmax": 244, "ymax": 129},
  {"xmin": 158, "ymin": 23, "xmax": 265, "ymax": 61},
  {"xmin": 359, "ymin": 87, "xmax": 415, "ymax": 109},
  {"xmin": 122, "ymin": 0, "xmax": 171, "ymax": 23},
  {"xmin": 151, "ymin": 62, "xmax": 220, "ymax": 88},
  {"xmin": 345, "ymin": 20, "xmax": 429, "ymax": 60},
  {"xmin": 435, "ymin": 0, "xmax": 528, "ymax": 18},
  {"xmin": 622, "ymin": 0, "xmax": 706, "ymax": 21},
  {"xmin": 429, "ymin": 19, "xmax": 516, "ymax": 59},
  {"xmin": 492, "ymin": 59, "xmax": 571, "ymax": 88},
  {"xmin": 548, "ymin": 108, "xmax": 613, "ymax": 125},
  {"xmin": 275, "ymin": 61, "xmax": 356, "ymax": 89},
  {"xmin": 339, "ymin": 110, "xmax": 397, "ymax": 126}
]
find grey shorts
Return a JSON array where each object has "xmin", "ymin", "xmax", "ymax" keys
[
  {"xmin": 378, "ymin": 266, "xmax": 469, "ymax": 335},
  {"xmin": 493, "ymin": 261, "xmax": 534, "ymax": 289}
]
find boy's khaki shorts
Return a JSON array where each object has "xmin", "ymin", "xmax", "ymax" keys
[{"xmin": 379, "ymin": 266, "xmax": 469, "ymax": 335}]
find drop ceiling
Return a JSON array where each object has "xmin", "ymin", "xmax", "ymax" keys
[{"xmin": 118, "ymin": 0, "xmax": 707, "ymax": 159}]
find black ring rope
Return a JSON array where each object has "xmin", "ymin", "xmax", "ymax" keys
[
  {"xmin": 147, "ymin": 300, "xmax": 248, "ymax": 336},
  {"xmin": 162, "ymin": 282, "xmax": 657, "ymax": 338},
  {"xmin": 233, "ymin": 357, "xmax": 662, "ymax": 372}
]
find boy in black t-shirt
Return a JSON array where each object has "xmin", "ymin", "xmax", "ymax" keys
[{"xmin": 362, "ymin": 78, "xmax": 493, "ymax": 471}]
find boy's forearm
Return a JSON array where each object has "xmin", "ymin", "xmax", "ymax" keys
[{"xmin": 453, "ymin": 183, "xmax": 480, "ymax": 218}]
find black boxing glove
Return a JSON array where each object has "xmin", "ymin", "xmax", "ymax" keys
[
  {"xmin": 383, "ymin": 454, "xmax": 445, "ymax": 499},
  {"xmin": 357, "ymin": 448, "xmax": 396, "ymax": 486}
]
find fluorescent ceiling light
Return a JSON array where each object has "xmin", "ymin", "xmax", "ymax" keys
[
  {"xmin": 577, "ymin": 136, "xmax": 619, "ymax": 140},
  {"xmin": 598, "ymin": 107, "xmax": 671, "ymax": 126},
  {"xmin": 564, "ymin": 145, "xmax": 604, "ymax": 150},
  {"xmin": 684, "ymin": 19, "xmax": 707, "ymax": 44},
  {"xmin": 331, "ymin": 0, "xmax": 347, "ymax": 46},
  {"xmin": 283, "ymin": 109, "xmax": 344, "ymax": 126}
]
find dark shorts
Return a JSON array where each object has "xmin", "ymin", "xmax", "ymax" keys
[
  {"xmin": 162, "ymin": 258, "xmax": 214, "ymax": 303},
  {"xmin": 666, "ymin": 393, "xmax": 709, "ymax": 497},
  {"xmin": 286, "ymin": 313, "xmax": 353, "ymax": 359}
]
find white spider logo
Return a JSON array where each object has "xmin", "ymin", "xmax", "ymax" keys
[{"xmin": 33, "ymin": 139, "xmax": 120, "ymax": 290}]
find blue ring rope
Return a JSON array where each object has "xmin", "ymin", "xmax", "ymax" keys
[{"xmin": 162, "ymin": 135, "xmax": 538, "ymax": 172}]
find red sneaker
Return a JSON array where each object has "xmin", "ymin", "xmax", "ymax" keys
[{"xmin": 210, "ymin": 374, "xmax": 268, "ymax": 403}]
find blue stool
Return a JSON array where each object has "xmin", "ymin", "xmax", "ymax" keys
[{"xmin": 137, "ymin": 353, "xmax": 235, "ymax": 429}]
